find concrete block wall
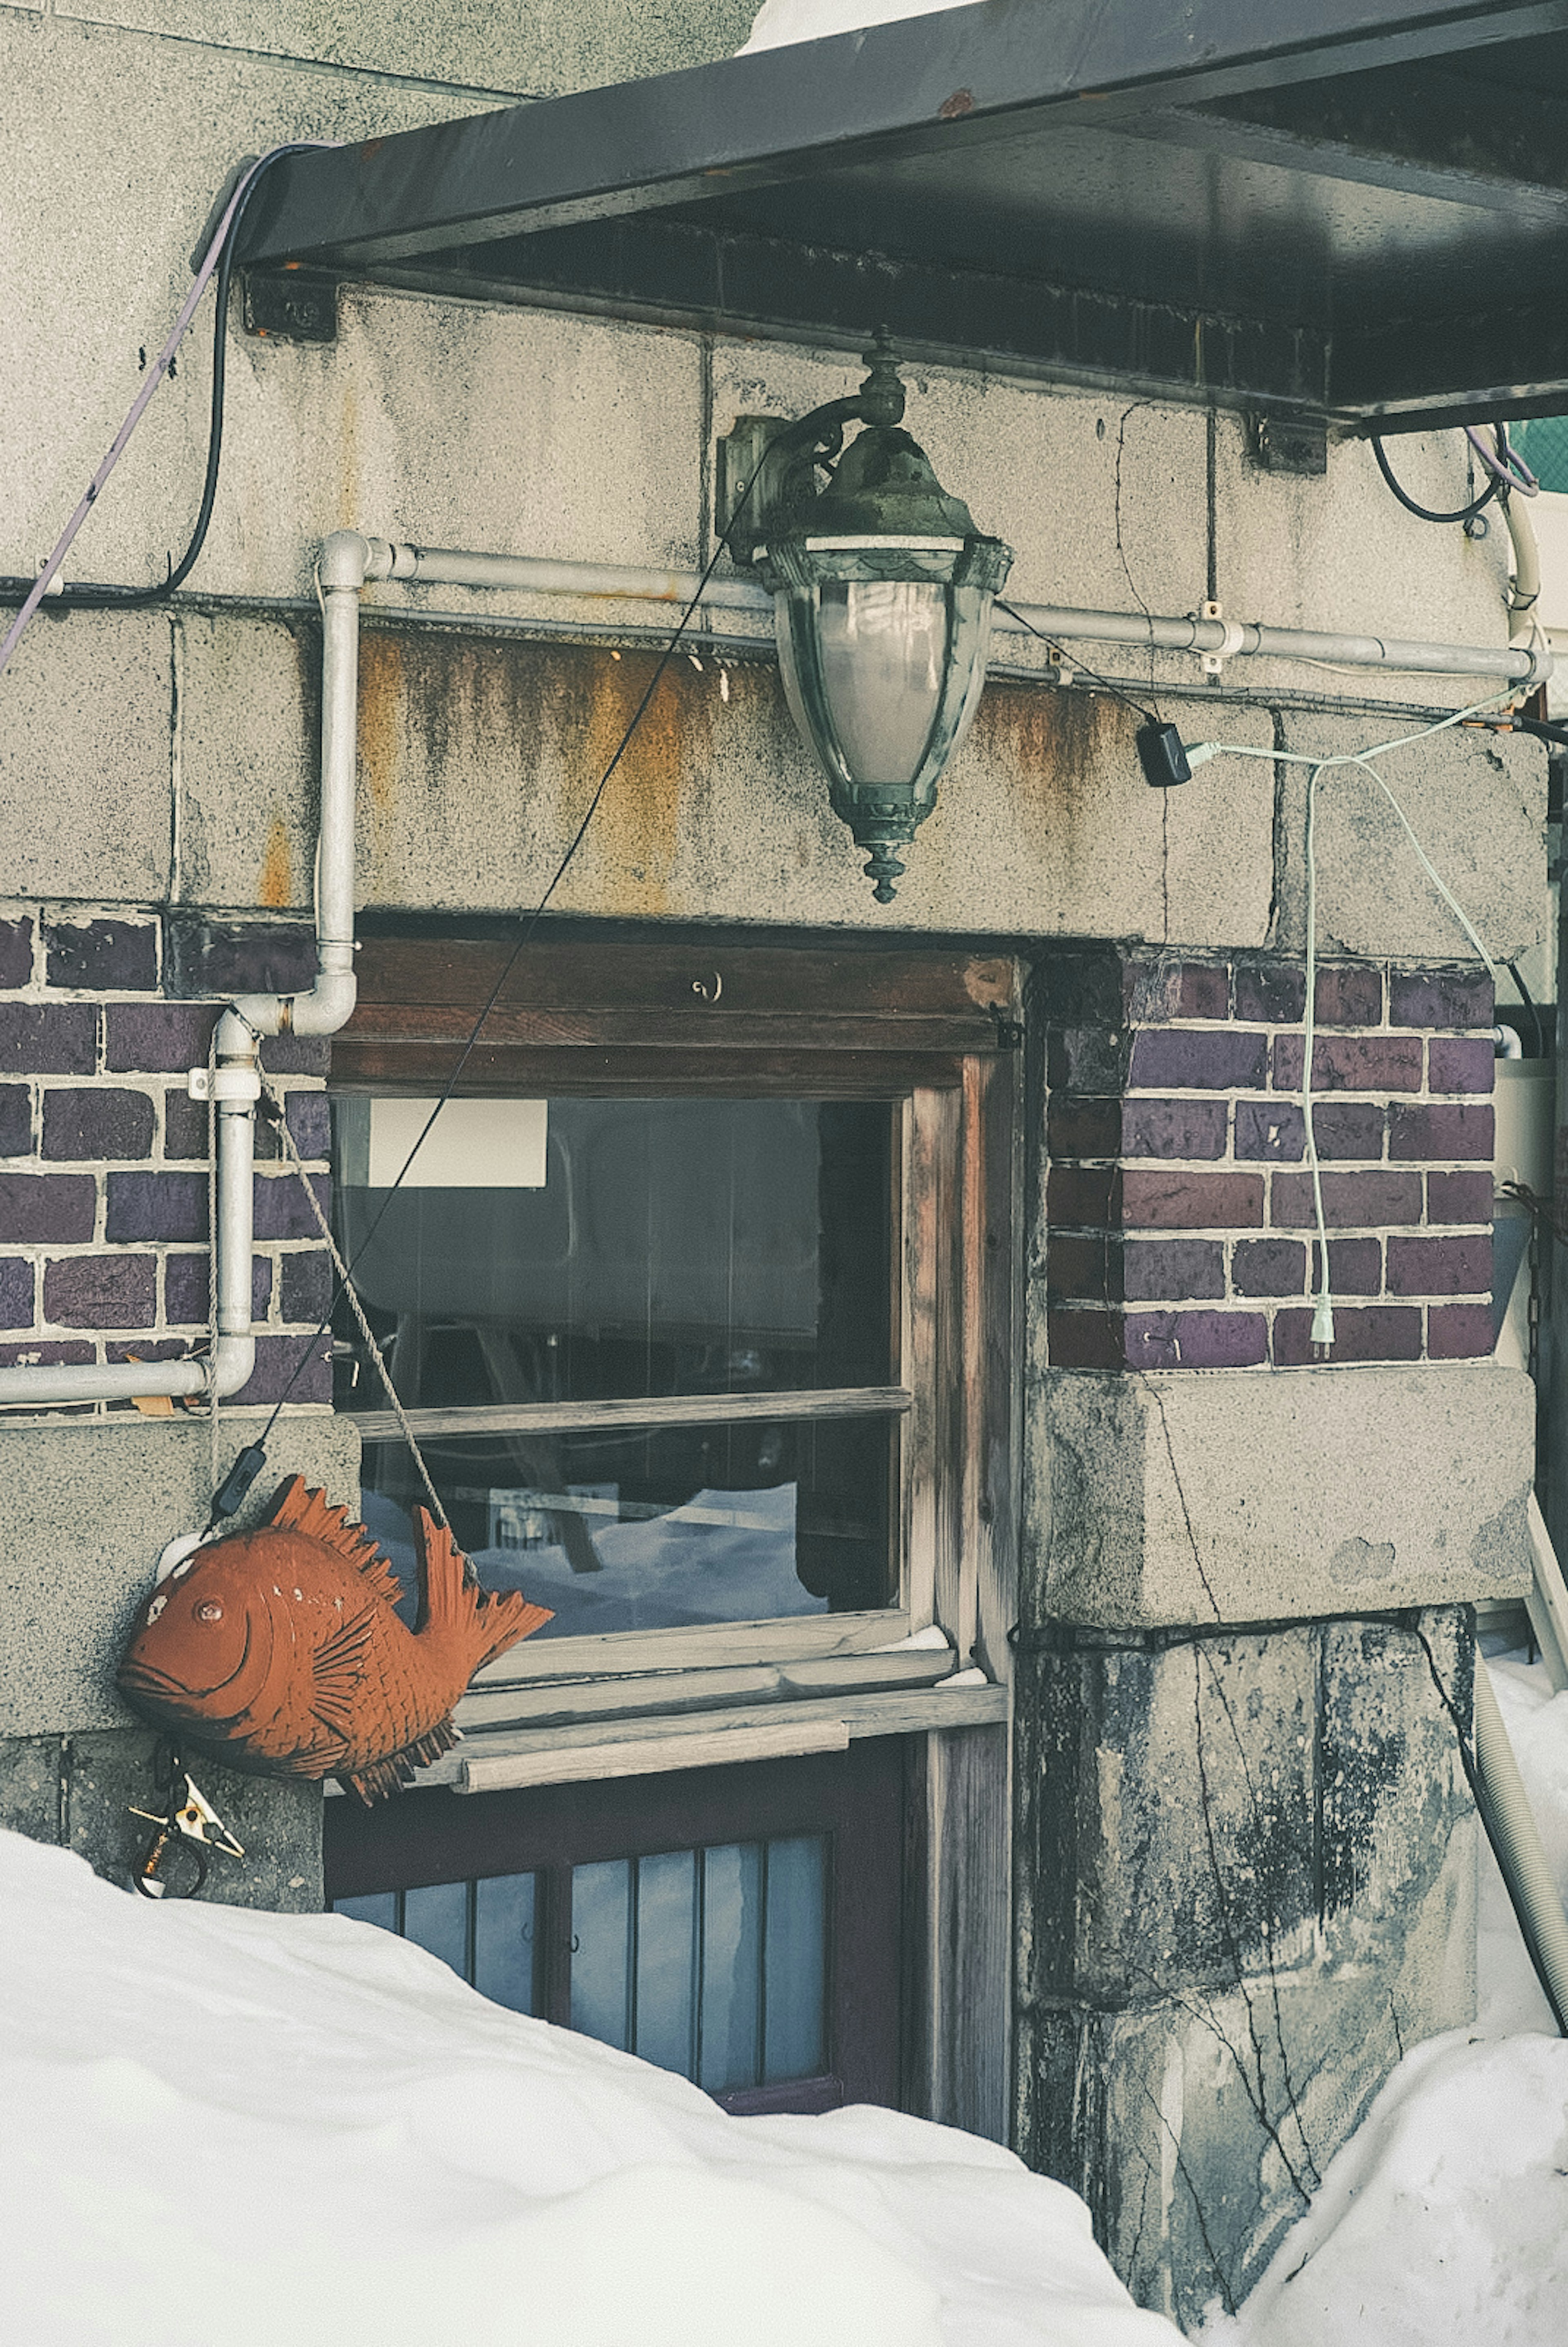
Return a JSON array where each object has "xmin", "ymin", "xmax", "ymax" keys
[
  {"xmin": 1040, "ymin": 947, "xmax": 1497, "ymax": 1371},
  {"xmin": 0, "ymin": 906, "xmax": 332, "ymax": 1404}
]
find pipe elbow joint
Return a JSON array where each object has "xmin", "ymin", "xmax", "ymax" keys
[
  {"xmin": 319, "ymin": 530, "xmax": 374, "ymax": 592},
  {"xmin": 208, "ymin": 1333, "xmax": 258, "ymax": 1399},
  {"xmin": 287, "ymin": 968, "xmax": 358, "ymax": 1037}
]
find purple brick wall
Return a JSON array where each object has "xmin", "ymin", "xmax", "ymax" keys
[
  {"xmin": 1043, "ymin": 949, "xmax": 1497, "ymax": 1368},
  {"xmin": 0, "ymin": 907, "xmax": 332, "ymax": 1412}
]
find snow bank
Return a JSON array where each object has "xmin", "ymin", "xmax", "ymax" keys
[
  {"xmin": 1200, "ymin": 1655, "xmax": 1568, "ymax": 2347},
  {"xmin": 739, "ymin": 0, "xmax": 985, "ymax": 56},
  {"xmin": 0, "ymin": 1830, "xmax": 1179, "ymax": 2347}
]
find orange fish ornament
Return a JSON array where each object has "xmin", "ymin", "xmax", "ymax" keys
[{"xmin": 117, "ymin": 1477, "xmax": 552, "ymax": 1802}]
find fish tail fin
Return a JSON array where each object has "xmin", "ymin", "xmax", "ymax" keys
[{"xmin": 412, "ymin": 1507, "xmax": 553, "ymax": 1669}]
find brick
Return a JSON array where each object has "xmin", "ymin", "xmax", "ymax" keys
[
  {"xmin": 1047, "ymin": 1310, "xmax": 1124, "ymax": 1369},
  {"xmin": 1311, "ymin": 1102, "xmax": 1386, "ymax": 1159},
  {"xmin": 229, "ymin": 1330, "xmax": 333, "ymax": 1408},
  {"xmin": 105, "ymin": 1170, "xmax": 206, "ymax": 1243},
  {"xmin": 1235, "ymin": 1100, "xmax": 1303, "ymax": 1162},
  {"xmin": 1125, "ymin": 1311, "xmax": 1268, "ymax": 1369},
  {"xmin": 261, "ymin": 1036, "xmax": 332, "ymax": 1079},
  {"xmin": 0, "ymin": 1172, "xmax": 94, "ymax": 1242},
  {"xmin": 1272, "ymin": 1170, "xmax": 1422, "ymax": 1228},
  {"xmin": 1045, "ymin": 1026, "xmax": 1131, "ymax": 1096},
  {"xmin": 0, "ymin": 1257, "xmax": 33, "ymax": 1327},
  {"xmin": 284, "ymin": 1092, "xmax": 331, "ymax": 1161},
  {"xmin": 1128, "ymin": 1030, "xmax": 1268, "ymax": 1091},
  {"xmin": 1428, "ymin": 1037, "xmax": 1495, "ymax": 1094},
  {"xmin": 1387, "ymin": 1234, "xmax": 1492, "ymax": 1296},
  {"xmin": 0, "ymin": 1003, "xmax": 97, "ymax": 1075},
  {"xmin": 280, "ymin": 1248, "xmax": 334, "ymax": 1324},
  {"xmin": 42, "ymin": 1088, "xmax": 155, "ymax": 1161},
  {"xmin": 165, "ymin": 1252, "xmax": 272, "ymax": 1325},
  {"xmin": 1388, "ymin": 968, "xmax": 1493, "ymax": 1028},
  {"xmin": 1388, "ymin": 1103, "xmax": 1494, "ymax": 1162},
  {"xmin": 1313, "ymin": 963, "xmax": 1383, "ymax": 1027},
  {"xmin": 1429, "ymin": 1304, "xmax": 1496, "ymax": 1360},
  {"xmin": 1047, "ymin": 1096, "xmax": 1122, "ymax": 1158},
  {"xmin": 1122, "ymin": 1170, "xmax": 1263, "ymax": 1229},
  {"xmin": 0, "ymin": 915, "xmax": 33, "ymax": 989},
  {"xmin": 1047, "ymin": 1233, "xmax": 1120, "ymax": 1304},
  {"xmin": 43, "ymin": 1254, "xmax": 157, "ymax": 1328},
  {"xmin": 1121, "ymin": 1097, "xmax": 1229, "ymax": 1160},
  {"xmin": 1310, "ymin": 1238, "xmax": 1382, "ymax": 1295},
  {"xmin": 104, "ymin": 1004, "xmax": 217, "ymax": 1074},
  {"xmin": 43, "ymin": 916, "xmax": 158, "ymax": 993},
  {"xmin": 1123, "ymin": 1239, "xmax": 1225, "ymax": 1301},
  {"xmin": 253, "ymin": 1170, "xmax": 330, "ymax": 1242},
  {"xmin": 1036, "ymin": 947, "xmax": 1129, "ymax": 1030},
  {"xmin": 1176, "ymin": 964, "xmax": 1230, "ymax": 1020},
  {"xmin": 1428, "ymin": 1169, "xmax": 1493, "ymax": 1224},
  {"xmin": 1047, "ymin": 1165, "xmax": 1121, "ymax": 1226},
  {"xmin": 1232, "ymin": 1239, "xmax": 1306, "ymax": 1297},
  {"xmin": 1273, "ymin": 1034, "xmax": 1422, "ymax": 1092},
  {"xmin": 0, "ymin": 1083, "xmax": 29, "ymax": 1156},
  {"xmin": 1234, "ymin": 961, "xmax": 1306, "ymax": 1024},
  {"xmin": 163, "ymin": 917, "xmax": 315, "ymax": 1001},
  {"xmin": 163, "ymin": 1089, "xmax": 209, "ymax": 1161},
  {"xmin": 0, "ymin": 1339, "xmax": 94, "ymax": 1369},
  {"xmin": 1273, "ymin": 1306, "xmax": 1422, "ymax": 1365},
  {"xmin": 107, "ymin": 1337, "xmax": 192, "ymax": 1370}
]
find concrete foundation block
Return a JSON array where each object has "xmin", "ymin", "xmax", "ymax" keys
[
  {"xmin": 1031, "ymin": 1361, "xmax": 1532, "ymax": 1626},
  {"xmin": 56, "ymin": 1725, "xmax": 322, "ymax": 1912},
  {"xmin": 0, "ymin": 1413, "xmax": 361, "ymax": 1736},
  {"xmin": 1013, "ymin": 1607, "xmax": 1476, "ymax": 2328}
]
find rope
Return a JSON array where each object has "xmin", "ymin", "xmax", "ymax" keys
[
  {"xmin": 205, "ymin": 1026, "xmax": 221, "ymax": 1484},
  {"xmin": 262, "ymin": 1077, "xmax": 449, "ymax": 1529}
]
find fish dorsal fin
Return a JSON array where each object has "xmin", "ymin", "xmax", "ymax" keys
[
  {"xmin": 411, "ymin": 1508, "xmax": 553, "ymax": 1668},
  {"xmin": 270, "ymin": 1476, "xmax": 402, "ymax": 1608}
]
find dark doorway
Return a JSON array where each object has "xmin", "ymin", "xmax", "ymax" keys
[{"xmin": 324, "ymin": 1737, "xmax": 910, "ymax": 2115}]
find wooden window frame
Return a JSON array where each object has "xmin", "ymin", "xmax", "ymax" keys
[{"xmin": 330, "ymin": 935, "xmax": 1018, "ymax": 1716}]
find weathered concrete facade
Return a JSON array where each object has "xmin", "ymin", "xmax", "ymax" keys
[{"xmin": 0, "ymin": 1, "xmax": 1547, "ymax": 2324}]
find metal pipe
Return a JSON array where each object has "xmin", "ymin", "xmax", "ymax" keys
[{"xmin": 363, "ymin": 539, "xmax": 1550, "ymax": 686}]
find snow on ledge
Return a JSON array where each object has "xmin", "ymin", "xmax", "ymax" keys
[{"xmin": 739, "ymin": 0, "xmax": 988, "ymax": 54}]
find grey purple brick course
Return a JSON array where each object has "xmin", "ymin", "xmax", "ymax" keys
[
  {"xmin": 1388, "ymin": 1103, "xmax": 1494, "ymax": 1161},
  {"xmin": 0, "ymin": 1338, "xmax": 93, "ymax": 1368},
  {"xmin": 42, "ymin": 1254, "xmax": 157, "ymax": 1328},
  {"xmin": 43, "ymin": 917, "xmax": 157, "ymax": 993},
  {"xmin": 105, "ymin": 1170, "xmax": 207, "ymax": 1244},
  {"xmin": 104, "ymin": 1003, "xmax": 217, "ymax": 1074},
  {"xmin": 1121, "ymin": 1097, "xmax": 1229, "ymax": 1160},
  {"xmin": 1123, "ymin": 1170, "xmax": 1264, "ymax": 1229},
  {"xmin": 1388, "ymin": 969, "xmax": 1493, "ymax": 1028},
  {"xmin": 42, "ymin": 1088, "xmax": 155, "ymax": 1162},
  {"xmin": 1047, "ymin": 1097, "xmax": 1122, "ymax": 1158},
  {"xmin": 230, "ymin": 1331, "xmax": 332, "ymax": 1408},
  {"xmin": 1428, "ymin": 1304, "xmax": 1495, "ymax": 1360},
  {"xmin": 1273, "ymin": 1034, "xmax": 1423, "ymax": 1093},
  {"xmin": 252, "ymin": 1171, "xmax": 330, "ymax": 1242},
  {"xmin": 164, "ymin": 1251, "xmax": 272, "ymax": 1325},
  {"xmin": 1129, "ymin": 1030, "xmax": 1268, "ymax": 1092},
  {"xmin": 0, "ymin": 1085, "xmax": 30, "ymax": 1157},
  {"xmin": 1272, "ymin": 1170, "xmax": 1423, "ymax": 1229},
  {"xmin": 1045, "ymin": 1311, "xmax": 1123, "ymax": 1371},
  {"xmin": 1232, "ymin": 1239, "xmax": 1307, "ymax": 1297},
  {"xmin": 1234, "ymin": 961, "xmax": 1305, "ymax": 1024},
  {"xmin": 1047, "ymin": 1165, "xmax": 1121, "ymax": 1226},
  {"xmin": 1125, "ymin": 1311, "xmax": 1268, "ymax": 1369},
  {"xmin": 1123, "ymin": 1240, "xmax": 1225, "ymax": 1302},
  {"xmin": 1312, "ymin": 964, "xmax": 1382, "ymax": 1027},
  {"xmin": 280, "ymin": 1249, "xmax": 334, "ymax": 1324},
  {"xmin": 1428, "ymin": 1037, "xmax": 1495, "ymax": 1094},
  {"xmin": 1176, "ymin": 964, "xmax": 1230, "ymax": 1020},
  {"xmin": 0, "ymin": 1005, "xmax": 97, "ymax": 1075},
  {"xmin": 0, "ymin": 1172, "xmax": 95, "ymax": 1242},
  {"xmin": 1386, "ymin": 1235, "xmax": 1492, "ymax": 1296},
  {"xmin": 1309, "ymin": 1239, "xmax": 1382, "ymax": 1296},
  {"xmin": 0, "ymin": 1258, "xmax": 33, "ymax": 1327},
  {"xmin": 0, "ymin": 916, "xmax": 33, "ymax": 990},
  {"xmin": 1428, "ymin": 1170, "xmax": 1493, "ymax": 1224},
  {"xmin": 1273, "ymin": 1306, "xmax": 1422, "ymax": 1365}
]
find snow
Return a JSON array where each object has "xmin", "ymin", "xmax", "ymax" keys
[
  {"xmin": 1200, "ymin": 1655, "xmax": 1568, "ymax": 2347},
  {"xmin": 0, "ymin": 1829, "xmax": 1180, "ymax": 2347},
  {"xmin": 739, "ymin": 0, "xmax": 984, "ymax": 55}
]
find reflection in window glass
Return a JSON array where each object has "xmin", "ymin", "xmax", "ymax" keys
[
  {"xmin": 403, "ymin": 1880, "xmax": 468, "ymax": 1975},
  {"xmin": 332, "ymin": 1874, "xmax": 538, "ymax": 2017}
]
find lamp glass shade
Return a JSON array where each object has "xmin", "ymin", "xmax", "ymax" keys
[{"xmin": 767, "ymin": 533, "xmax": 1009, "ymax": 898}]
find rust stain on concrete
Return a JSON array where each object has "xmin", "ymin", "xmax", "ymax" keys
[
  {"xmin": 970, "ymin": 678, "xmax": 1132, "ymax": 864},
  {"xmin": 357, "ymin": 632, "xmax": 404, "ymax": 813},
  {"xmin": 257, "ymin": 816, "xmax": 293, "ymax": 909}
]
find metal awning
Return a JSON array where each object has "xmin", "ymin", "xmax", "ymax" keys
[{"xmin": 238, "ymin": 0, "xmax": 1568, "ymax": 431}]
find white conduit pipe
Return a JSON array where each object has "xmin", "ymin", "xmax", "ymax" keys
[
  {"xmin": 366, "ymin": 539, "xmax": 1551, "ymax": 686},
  {"xmin": 1474, "ymin": 1660, "xmax": 1568, "ymax": 2035}
]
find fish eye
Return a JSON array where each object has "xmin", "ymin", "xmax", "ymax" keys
[{"xmin": 195, "ymin": 1600, "xmax": 224, "ymax": 1624}]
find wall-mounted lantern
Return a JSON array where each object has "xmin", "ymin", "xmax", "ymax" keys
[{"xmin": 719, "ymin": 331, "xmax": 1012, "ymax": 901}]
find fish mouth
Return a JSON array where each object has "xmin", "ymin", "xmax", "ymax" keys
[{"xmin": 118, "ymin": 1618, "xmax": 259, "ymax": 1716}]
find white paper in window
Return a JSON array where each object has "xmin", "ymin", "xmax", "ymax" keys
[{"xmin": 359, "ymin": 1097, "xmax": 548, "ymax": 1188}]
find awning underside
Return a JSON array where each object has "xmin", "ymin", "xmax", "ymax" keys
[{"xmin": 239, "ymin": 1, "xmax": 1568, "ymax": 430}]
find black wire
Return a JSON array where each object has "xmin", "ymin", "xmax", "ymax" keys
[
  {"xmin": 241, "ymin": 462, "xmax": 774, "ymax": 1465},
  {"xmin": 1505, "ymin": 959, "xmax": 1546, "ymax": 1059},
  {"xmin": 4, "ymin": 149, "xmax": 303, "ymax": 614},
  {"xmin": 1371, "ymin": 431, "xmax": 1501, "ymax": 527},
  {"xmin": 995, "ymin": 598, "xmax": 1160, "ymax": 725}
]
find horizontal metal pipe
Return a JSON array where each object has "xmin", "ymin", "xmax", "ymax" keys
[{"xmin": 368, "ymin": 541, "xmax": 1549, "ymax": 683}]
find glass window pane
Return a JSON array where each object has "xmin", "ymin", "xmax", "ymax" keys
[
  {"xmin": 474, "ymin": 1873, "xmax": 536, "ymax": 2014},
  {"xmin": 402, "ymin": 1881, "xmax": 469, "ymax": 1977},
  {"xmin": 357, "ymin": 1411, "xmax": 894, "ymax": 1643},
  {"xmin": 331, "ymin": 1096, "xmax": 892, "ymax": 1410},
  {"xmin": 571, "ymin": 1859, "xmax": 632, "ymax": 2050},
  {"xmin": 333, "ymin": 1890, "xmax": 399, "ymax": 1934},
  {"xmin": 698, "ymin": 1843, "xmax": 763, "ymax": 2094},
  {"xmin": 633, "ymin": 1850, "xmax": 698, "ymax": 2080},
  {"xmin": 763, "ymin": 1835, "xmax": 828, "ymax": 2083}
]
